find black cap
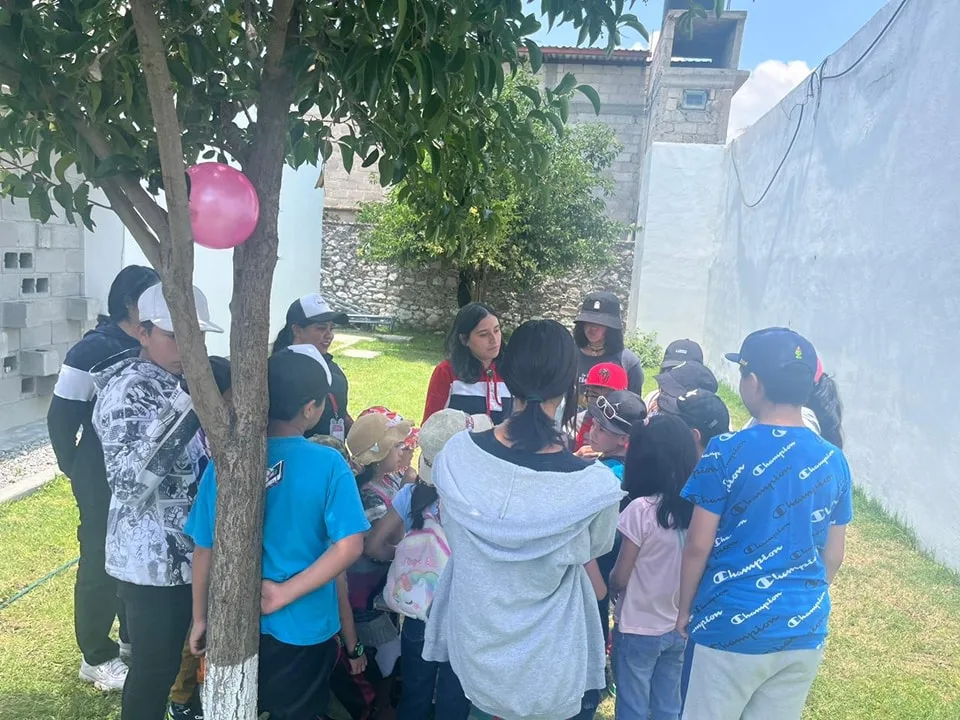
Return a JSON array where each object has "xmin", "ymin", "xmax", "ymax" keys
[
  {"xmin": 208, "ymin": 356, "xmax": 232, "ymax": 394},
  {"xmin": 676, "ymin": 389, "xmax": 730, "ymax": 441},
  {"xmin": 656, "ymin": 360, "xmax": 718, "ymax": 394},
  {"xmin": 725, "ymin": 327, "xmax": 818, "ymax": 389},
  {"xmin": 662, "ymin": 339, "xmax": 703, "ymax": 369},
  {"xmin": 587, "ymin": 390, "xmax": 647, "ymax": 436},
  {"xmin": 268, "ymin": 346, "xmax": 332, "ymax": 421},
  {"xmin": 286, "ymin": 293, "xmax": 349, "ymax": 328},
  {"xmin": 575, "ymin": 291, "xmax": 623, "ymax": 330}
]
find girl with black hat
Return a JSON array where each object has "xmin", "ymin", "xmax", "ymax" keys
[
  {"xmin": 573, "ymin": 291, "xmax": 644, "ymax": 413},
  {"xmin": 272, "ymin": 293, "xmax": 352, "ymax": 440}
]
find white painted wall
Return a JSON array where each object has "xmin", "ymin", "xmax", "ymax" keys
[
  {"xmin": 634, "ymin": 0, "xmax": 960, "ymax": 569},
  {"xmin": 84, "ymin": 165, "xmax": 325, "ymax": 357},
  {"xmin": 631, "ymin": 143, "xmax": 725, "ymax": 345}
]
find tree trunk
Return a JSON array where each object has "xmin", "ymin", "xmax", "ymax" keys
[
  {"xmin": 128, "ymin": 0, "xmax": 297, "ymax": 716},
  {"xmin": 457, "ymin": 268, "xmax": 473, "ymax": 307}
]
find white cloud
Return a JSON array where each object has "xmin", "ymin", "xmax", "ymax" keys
[
  {"xmin": 728, "ymin": 60, "xmax": 812, "ymax": 140},
  {"xmin": 631, "ymin": 29, "xmax": 660, "ymax": 54}
]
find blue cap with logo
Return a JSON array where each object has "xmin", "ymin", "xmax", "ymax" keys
[{"xmin": 725, "ymin": 327, "xmax": 818, "ymax": 385}]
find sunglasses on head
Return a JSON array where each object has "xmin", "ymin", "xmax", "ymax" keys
[{"xmin": 595, "ymin": 395, "xmax": 631, "ymax": 431}]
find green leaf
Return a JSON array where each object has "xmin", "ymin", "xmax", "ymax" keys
[
  {"xmin": 559, "ymin": 95, "xmax": 569, "ymax": 123},
  {"xmin": 378, "ymin": 154, "xmax": 396, "ymax": 187},
  {"xmin": 28, "ymin": 184, "xmax": 54, "ymax": 224},
  {"xmin": 423, "ymin": 94, "xmax": 443, "ymax": 121},
  {"xmin": 620, "ymin": 14, "xmax": 649, "ymax": 41},
  {"xmin": 184, "ymin": 34, "xmax": 209, "ymax": 75},
  {"xmin": 89, "ymin": 83, "xmax": 102, "ymax": 114},
  {"xmin": 53, "ymin": 182, "xmax": 75, "ymax": 223},
  {"xmin": 516, "ymin": 84, "xmax": 541, "ymax": 108},
  {"xmin": 531, "ymin": 109, "xmax": 564, "ymax": 137},
  {"xmin": 54, "ymin": 154, "xmax": 75, "ymax": 183},
  {"xmin": 397, "ymin": 0, "xmax": 407, "ymax": 32},
  {"xmin": 524, "ymin": 40, "xmax": 543, "ymax": 73},
  {"xmin": 361, "ymin": 149, "xmax": 380, "ymax": 168},
  {"xmin": 555, "ymin": 72, "xmax": 577, "ymax": 95},
  {"xmin": 575, "ymin": 84, "xmax": 602, "ymax": 115},
  {"xmin": 341, "ymin": 144, "xmax": 355, "ymax": 174}
]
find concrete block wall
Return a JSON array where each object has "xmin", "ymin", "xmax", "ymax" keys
[{"xmin": 0, "ymin": 195, "xmax": 95, "ymax": 433}]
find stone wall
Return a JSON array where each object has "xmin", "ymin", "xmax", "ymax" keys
[
  {"xmin": 320, "ymin": 219, "xmax": 634, "ymax": 330},
  {"xmin": 0, "ymin": 195, "xmax": 96, "ymax": 432}
]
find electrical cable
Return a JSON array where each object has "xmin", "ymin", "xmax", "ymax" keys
[
  {"xmin": 0, "ymin": 556, "xmax": 79, "ymax": 611},
  {"xmin": 731, "ymin": 0, "xmax": 910, "ymax": 208}
]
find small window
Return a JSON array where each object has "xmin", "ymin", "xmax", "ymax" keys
[
  {"xmin": 19, "ymin": 252, "xmax": 33, "ymax": 269},
  {"xmin": 3, "ymin": 252, "xmax": 17, "ymax": 270},
  {"xmin": 3, "ymin": 355, "xmax": 16, "ymax": 374},
  {"xmin": 35, "ymin": 277, "xmax": 49, "ymax": 294},
  {"xmin": 21, "ymin": 278, "xmax": 36, "ymax": 294},
  {"xmin": 21, "ymin": 377, "xmax": 35, "ymax": 395},
  {"xmin": 682, "ymin": 89, "xmax": 709, "ymax": 110}
]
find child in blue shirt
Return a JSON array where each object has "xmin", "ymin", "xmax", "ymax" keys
[
  {"xmin": 186, "ymin": 344, "xmax": 370, "ymax": 720},
  {"xmin": 677, "ymin": 328, "xmax": 852, "ymax": 720}
]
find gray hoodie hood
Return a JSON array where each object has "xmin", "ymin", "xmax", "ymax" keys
[{"xmin": 423, "ymin": 430, "xmax": 624, "ymax": 720}]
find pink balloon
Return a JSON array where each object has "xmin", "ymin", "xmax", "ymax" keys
[{"xmin": 187, "ymin": 163, "xmax": 260, "ymax": 250}]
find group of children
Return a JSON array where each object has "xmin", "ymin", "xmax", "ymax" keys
[{"xmin": 50, "ymin": 267, "xmax": 853, "ymax": 720}]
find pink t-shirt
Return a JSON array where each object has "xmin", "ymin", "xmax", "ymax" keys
[{"xmin": 615, "ymin": 496, "xmax": 684, "ymax": 635}]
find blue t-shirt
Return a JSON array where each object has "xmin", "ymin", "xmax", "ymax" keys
[
  {"xmin": 601, "ymin": 456, "xmax": 625, "ymax": 482},
  {"xmin": 680, "ymin": 425, "xmax": 853, "ymax": 654},
  {"xmin": 185, "ymin": 436, "xmax": 370, "ymax": 646}
]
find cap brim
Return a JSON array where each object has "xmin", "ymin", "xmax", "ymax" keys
[
  {"xmin": 199, "ymin": 319, "xmax": 225, "ymax": 334},
  {"xmin": 661, "ymin": 359, "xmax": 685, "ymax": 369},
  {"xmin": 575, "ymin": 312, "xmax": 622, "ymax": 329},
  {"xmin": 418, "ymin": 459, "xmax": 434, "ymax": 486},
  {"xmin": 587, "ymin": 405, "xmax": 630, "ymax": 435},
  {"xmin": 724, "ymin": 352, "xmax": 742, "ymax": 364},
  {"xmin": 308, "ymin": 311, "xmax": 350, "ymax": 326}
]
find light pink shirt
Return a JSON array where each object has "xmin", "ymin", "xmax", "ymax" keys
[{"xmin": 615, "ymin": 496, "xmax": 684, "ymax": 635}]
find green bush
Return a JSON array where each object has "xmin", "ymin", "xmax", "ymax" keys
[{"xmin": 624, "ymin": 330, "xmax": 663, "ymax": 370}]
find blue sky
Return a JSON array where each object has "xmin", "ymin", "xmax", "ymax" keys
[{"xmin": 532, "ymin": 0, "xmax": 892, "ymax": 137}]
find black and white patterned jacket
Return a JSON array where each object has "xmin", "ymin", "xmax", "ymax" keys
[{"xmin": 92, "ymin": 357, "xmax": 204, "ymax": 586}]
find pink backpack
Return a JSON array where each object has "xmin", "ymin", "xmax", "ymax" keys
[{"xmin": 383, "ymin": 512, "xmax": 450, "ymax": 621}]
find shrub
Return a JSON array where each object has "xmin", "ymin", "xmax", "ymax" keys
[{"xmin": 624, "ymin": 330, "xmax": 663, "ymax": 370}]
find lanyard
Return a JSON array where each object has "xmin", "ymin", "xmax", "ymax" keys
[{"xmin": 485, "ymin": 368, "xmax": 503, "ymax": 413}]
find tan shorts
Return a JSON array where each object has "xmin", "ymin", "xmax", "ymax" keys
[{"xmin": 682, "ymin": 644, "xmax": 823, "ymax": 720}]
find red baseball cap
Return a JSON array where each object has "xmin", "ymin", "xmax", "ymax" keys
[{"xmin": 584, "ymin": 362, "xmax": 629, "ymax": 391}]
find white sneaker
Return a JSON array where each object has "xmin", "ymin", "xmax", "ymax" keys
[
  {"xmin": 119, "ymin": 642, "xmax": 132, "ymax": 662},
  {"xmin": 79, "ymin": 657, "xmax": 128, "ymax": 691}
]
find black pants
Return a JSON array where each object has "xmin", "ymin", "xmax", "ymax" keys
[
  {"xmin": 70, "ymin": 471, "xmax": 128, "ymax": 665},
  {"xmin": 118, "ymin": 582, "xmax": 192, "ymax": 720},
  {"xmin": 259, "ymin": 634, "xmax": 339, "ymax": 720}
]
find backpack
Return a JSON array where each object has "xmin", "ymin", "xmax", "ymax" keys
[{"xmin": 383, "ymin": 511, "xmax": 451, "ymax": 621}]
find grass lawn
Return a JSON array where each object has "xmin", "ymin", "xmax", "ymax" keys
[{"xmin": 2, "ymin": 332, "xmax": 959, "ymax": 719}]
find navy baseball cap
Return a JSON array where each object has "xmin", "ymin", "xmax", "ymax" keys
[
  {"xmin": 656, "ymin": 360, "xmax": 718, "ymax": 395},
  {"xmin": 661, "ymin": 339, "xmax": 704, "ymax": 369},
  {"xmin": 726, "ymin": 328, "xmax": 818, "ymax": 385},
  {"xmin": 676, "ymin": 389, "xmax": 730, "ymax": 442}
]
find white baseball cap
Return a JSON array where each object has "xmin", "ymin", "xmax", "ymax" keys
[
  {"xmin": 137, "ymin": 283, "xmax": 224, "ymax": 334},
  {"xmin": 285, "ymin": 293, "xmax": 349, "ymax": 327},
  {"xmin": 418, "ymin": 409, "xmax": 494, "ymax": 485}
]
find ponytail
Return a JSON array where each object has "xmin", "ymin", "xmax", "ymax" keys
[
  {"xmin": 808, "ymin": 374, "xmax": 844, "ymax": 449},
  {"xmin": 96, "ymin": 314, "xmax": 111, "ymax": 327},
  {"xmin": 410, "ymin": 483, "xmax": 439, "ymax": 530},
  {"xmin": 272, "ymin": 324, "xmax": 294, "ymax": 354},
  {"xmin": 504, "ymin": 397, "xmax": 564, "ymax": 453}
]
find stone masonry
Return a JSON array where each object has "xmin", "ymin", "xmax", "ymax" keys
[
  {"xmin": 0, "ymin": 194, "xmax": 96, "ymax": 432},
  {"xmin": 321, "ymin": 219, "xmax": 634, "ymax": 331}
]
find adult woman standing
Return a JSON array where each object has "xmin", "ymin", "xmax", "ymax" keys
[
  {"xmin": 272, "ymin": 293, "xmax": 351, "ymax": 440},
  {"xmin": 422, "ymin": 319, "xmax": 624, "ymax": 720},
  {"xmin": 574, "ymin": 291, "xmax": 643, "ymax": 411},
  {"xmin": 422, "ymin": 302, "xmax": 512, "ymax": 425}
]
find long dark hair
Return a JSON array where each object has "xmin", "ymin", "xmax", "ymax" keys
[
  {"xmin": 500, "ymin": 319, "xmax": 579, "ymax": 453},
  {"xmin": 410, "ymin": 483, "xmax": 439, "ymax": 530},
  {"xmin": 623, "ymin": 414, "xmax": 698, "ymax": 530},
  {"xmin": 573, "ymin": 323, "xmax": 625, "ymax": 355},
  {"xmin": 808, "ymin": 374, "xmax": 844, "ymax": 449},
  {"xmin": 272, "ymin": 323, "xmax": 296, "ymax": 354},
  {"xmin": 98, "ymin": 265, "xmax": 159, "ymax": 326},
  {"xmin": 446, "ymin": 302, "xmax": 502, "ymax": 382}
]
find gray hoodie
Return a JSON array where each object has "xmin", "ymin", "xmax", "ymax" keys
[{"xmin": 422, "ymin": 430, "xmax": 625, "ymax": 720}]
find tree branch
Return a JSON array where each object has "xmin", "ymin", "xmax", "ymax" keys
[
  {"xmin": 218, "ymin": 102, "xmax": 250, "ymax": 166},
  {"xmin": 129, "ymin": 0, "xmax": 227, "ymax": 446},
  {"xmin": 69, "ymin": 115, "xmax": 171, "ymax": 240},
  {"xmin": 100, "ymin": 178, "xmax": 163, "ymax": 268}
]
